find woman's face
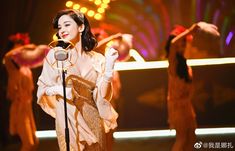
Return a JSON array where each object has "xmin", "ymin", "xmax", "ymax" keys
[{"xmin": 58, "ymin": 15, "xmax": 81, "ymax": 43}]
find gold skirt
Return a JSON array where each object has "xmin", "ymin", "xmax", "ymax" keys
[{"xmin": 66, "ymin": 75, "xmax": 106, "ymax": 151}]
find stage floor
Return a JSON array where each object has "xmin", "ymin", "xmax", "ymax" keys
[{"xmin": 1, "ymin": 130, "xmax": 235, "ymax": 151}]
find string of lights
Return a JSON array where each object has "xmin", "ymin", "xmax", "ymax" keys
[{"xmin": 65, "ymin": 0, "xmax": 111, "ymax": 20}]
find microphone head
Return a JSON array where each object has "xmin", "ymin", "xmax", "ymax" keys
[
  {"xmin": 54, "ymin": 47, "xmax": 68, "ymax": 61},
  {"xmin": 46, "ymin": 39, "xmax": 77, "ymax": 70}
]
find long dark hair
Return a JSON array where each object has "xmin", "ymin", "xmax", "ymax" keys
[
  {"xmin": 165, "ymin": 35, "xmax": 175, "ymax": 57},
  {"xmin": 52, "ymin": 9, "xmax": 97, "ymax": 51},
  {"xmin": 176, "ymin": 52, "xmax": 192, "ymax": 83},
  {"xmin": 165, "ymin": 35, "xmax": 192, "ymax": 83}
]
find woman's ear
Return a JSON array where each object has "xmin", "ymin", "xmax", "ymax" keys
[{"xmin": 79, "ymin": 24, "xmax": 85, "ymax": 33}]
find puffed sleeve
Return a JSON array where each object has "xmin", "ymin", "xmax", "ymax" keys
[
  {"xmin": 36, "ymin": 49, "xmax": 59, "ymax": 118},
  {"xmin": 90, "ymin": 51, "xmax": 118, "ymax": 133}
]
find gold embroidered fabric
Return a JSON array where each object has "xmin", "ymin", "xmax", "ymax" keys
[
  {"xmin": 66, "ymin": 75, "xmax": 106, "ymax": 151},
  {"xmin": 66, "ymin": 75, "xmax": 96, "ymax": 110}
]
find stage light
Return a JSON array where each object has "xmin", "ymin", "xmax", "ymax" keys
[
  {"xmin": 87, "ymin": 10, "xmax": 95, "ymax": 17},
  {"xmin": 73, "ymin": 4, "xmax": 80, "ymax": 10},
  {"xmin": 129, "ymin": 49, "xmax": 145, "ymax": 62},
  {"xmin": 80, "ymin": 7, "xmax": 88, "ymax": 13},
  {"xmin": 114, "ymin": 57, "xmax": 235, "ymax": 71},
  {"xmin": 64, "ymin": 0, "xmax": 111, "ymax": 20},
  {"xmin": 97, "ymin": 7, "xmax": 105, "ymax": 13},
  {"xmin": 102, "ymin": 0, "xmax": 110, "ymax": 4},
  {"xmin": 101, "ymin": 3, "xmax": 108, "ymax": 9},
  {"xmin": 94, "ymin": 13, "xmax": 102, "ymax": 20},
  {"xmin": 65, "ymin": 1, "xmax": 73, "ymax": 8},
  {"xmin": 94, "ymin": 0, "xmax": 102, "ymax": 5},
  {"xmin": 226, "ymin": 31, "xmax": 233, "ymax": 46},
  {"xmin": 36, "ymin": 127, "xmax": 235, "ymax": 139}
]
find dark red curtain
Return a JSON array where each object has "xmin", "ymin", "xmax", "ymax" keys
[{"xmin": 0, "ymin": 0, "xmax": 37, "ymax": 56}]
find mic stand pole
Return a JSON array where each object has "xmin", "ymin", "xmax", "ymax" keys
[{"xmin": 62, "ymin": 66, "xmax": 70, "ymax": 151}]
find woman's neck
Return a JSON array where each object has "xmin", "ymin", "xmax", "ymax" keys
[{"xmin": 74, "ymin": 41, "xmax": 83, "ymax": 56}]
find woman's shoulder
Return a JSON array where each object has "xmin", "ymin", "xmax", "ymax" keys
[
  {"xmin": 88, "ymin": 51, "xmax": 105, "ymax": 61},
  {"xmin": 87, "ymin": 51, "xmax": 105, "ymax": 73}
]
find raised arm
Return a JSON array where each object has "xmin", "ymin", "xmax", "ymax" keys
[
  {"xmin": 171, "ymin": 22, "xmax": 219, "ymax": 49},
  {"xmin": 100, "ymin": 47, "xmax": 119, "ymax": 100},
  {"xmin": 171, "ymin": 24, "xmax": 198, "ymax": 47}
]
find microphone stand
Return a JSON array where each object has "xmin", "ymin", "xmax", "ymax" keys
[
  {"xmin": 50, "ymin": 41, "xmax": 74, "ymax": 151},
  {"xmin": 61, "ymin": 63, "xmax": 70, "ymax": 151}
]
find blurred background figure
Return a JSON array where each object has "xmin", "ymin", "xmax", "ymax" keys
[
  {"xmin": 92, "ymin": 28, "xmax": 133, "ymax": 62},
  {"xmin": 93, "ymin": 28, "xmax": 133, "ymax": 151},
  {"xmin": 93, "ymin": 29, "xmax": 133, "ymax": 109},
  {"xmin": 165, "ymin": 22, "xmax": 220, "ymax": 151},
  {"xmin": 3, "ymin": 33, "xmax": 49, "ymax": 151}
]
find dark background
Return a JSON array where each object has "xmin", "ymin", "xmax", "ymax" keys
[{"xmin": 116, "ymin": 63, "xmax": 235, "ymax": 130}]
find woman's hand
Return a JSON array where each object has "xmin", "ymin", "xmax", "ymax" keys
[
  {"xmin": 190, "ymin": 22, "xmax": 220, "ymax": 52},
  {"xmin": 45, "ymin": 85, "xmax": 72, "ymax": 99},
  {"xmin": 196, "ymin": 22, "xmax": 220, "ymax": 37},
  {"xmin": 104, "ymin": 47, "xmax": 119, "ymax": 81}
]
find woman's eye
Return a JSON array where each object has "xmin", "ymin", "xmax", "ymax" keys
[{"xmin": 65, "ymin": 24, "xmax": 70, "ymax": 27}]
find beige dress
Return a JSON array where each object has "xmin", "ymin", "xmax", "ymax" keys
[{"xmin": 37, "ymin": 48, "xmax": 118, "ymax": 151}]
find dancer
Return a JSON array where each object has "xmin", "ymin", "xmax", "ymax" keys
[
  {"xmin": 37, "ymin": 9, "xmax": 118, "ymax": 151},
  {"xmin": 3, "ymin": 33, "xmax": 45, "ymax": 151},
  {"xmin": 165, "ymin": 22, "xmax": 220, "ymax": 151}
]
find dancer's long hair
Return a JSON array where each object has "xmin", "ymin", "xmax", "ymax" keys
[{"xmin": 165, "ymin": 35, "xmax": 192, "ymax": 83}]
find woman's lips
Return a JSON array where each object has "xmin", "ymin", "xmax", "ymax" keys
[{"xmin": 62, "ymin": 34, "xmax": 68, "ymax": 38}]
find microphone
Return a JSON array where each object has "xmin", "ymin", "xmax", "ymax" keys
[
  {"xmin": 54, "ymin": 47, "xmax": 68, "ymax": 61},
  {"xmin": 47, "ymin": 39, "xmax": 76, "ymax": 70},
  {"xmin": 54, "ymin": 41, "xmax": 70, "ymax": 61}
]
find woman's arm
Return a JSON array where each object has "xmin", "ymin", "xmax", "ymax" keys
[
  {"xmin": 101, "ymin": 47, "xmax": 118, "ymax": 99},
  {"xmin": 171, "ymin": 24, "xmax": 198, "ymax": 46}
]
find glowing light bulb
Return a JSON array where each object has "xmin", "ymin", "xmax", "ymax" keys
[{"xmin": 65, "ymin": 1, "xmax": 73, "ymax": 8}]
